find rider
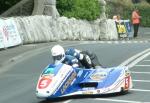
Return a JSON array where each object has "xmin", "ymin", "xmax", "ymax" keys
[
  {"xmin": 65, "ymin": 48, "xmax": 102, "ymax": 69},
  {"xmin": 51, "ymin": 45, "xmax": 102, "ymax": 69},
  {"xmin": 51, "ymin": 45, "xmax": 80, "ymax": 68}
]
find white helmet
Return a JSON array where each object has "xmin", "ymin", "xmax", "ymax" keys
[{"xmin": 51, "ymin": 45, "xmax": 65, "ymax": 63}]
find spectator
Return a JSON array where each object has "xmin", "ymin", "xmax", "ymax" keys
[
  {"xmin": 113, "ymin": 15, "xmax": 121, "ymax": 23},
  {"xmin": 132, "ymin": 8, "xmax": 141, "ymax": 38}
]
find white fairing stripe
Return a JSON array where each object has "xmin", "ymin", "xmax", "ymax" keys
[
  {"xmin": 47, "ymin": 64, "xmax": 73, "ymax": 95},
  {"xmin": 36, "ymin": 64, "xmax": 73, "ymax": 97}
]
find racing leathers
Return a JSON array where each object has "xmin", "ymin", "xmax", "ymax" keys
[
  {"xmin": 58, "ymin": 55, "xmax": 80, "ymax": 68},
  {"xmin": 65, "ymin": 48, "xmax": 101, "ymax": 69}
]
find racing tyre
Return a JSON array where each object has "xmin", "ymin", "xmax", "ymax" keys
[{"xmin": 120, "ymin": 87, "xmax": 128, "ymax": 94}]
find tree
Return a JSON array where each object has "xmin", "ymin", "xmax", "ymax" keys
[
  {"xmin": 56, "ymin": 0, "xmax": 101, "ymax": 20},
  {"xmin": 132, "ymin": 0, "xmax": 141, "ymax": 3},
  {"xmin": 146, "ymin": 0, "xmax": 150, "ymax": 3},
  {"xmin": 0, "ymin": 0, "xmax": 21, "ymax": 14}
]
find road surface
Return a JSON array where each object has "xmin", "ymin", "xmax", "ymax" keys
[{"xmin": 0, "ymin": 41, "xmax": 150, "ymax": 103}]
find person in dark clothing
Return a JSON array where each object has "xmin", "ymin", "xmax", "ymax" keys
[{"xmin": 65, "ymin": 48, "xmax": 102, "ymax": 69}]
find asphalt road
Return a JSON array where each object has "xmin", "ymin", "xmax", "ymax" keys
[{"xmin": 0, "ymin": 41, "xmax": 150, "ymax": 103}]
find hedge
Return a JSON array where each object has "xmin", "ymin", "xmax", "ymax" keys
[{"xmin": 56, "ymin": 0, "xmax": 102, "ymax": 21}]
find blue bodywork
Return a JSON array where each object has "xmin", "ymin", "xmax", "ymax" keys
[{"xmin": 40, "ymin": 63, "xmax": 123, "ymax": 98}]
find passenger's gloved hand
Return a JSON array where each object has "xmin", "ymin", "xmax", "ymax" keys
[{"xmin": 72, "ymin": 64, "xmax": 79, "ymax": 68}]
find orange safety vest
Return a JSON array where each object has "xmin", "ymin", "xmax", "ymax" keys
[{"xmin": 132, "ymin": 11, "xmax": 140, "ymax": 24}]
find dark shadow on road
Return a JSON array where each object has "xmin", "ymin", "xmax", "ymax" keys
[{"xmin": 38, "ymin": 91, "xmax": 132, "ymax": 103}]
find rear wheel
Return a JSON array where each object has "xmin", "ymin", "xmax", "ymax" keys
[{"xmin": 120, "ymin": 87, "xmax": 129, "ymax": 94}]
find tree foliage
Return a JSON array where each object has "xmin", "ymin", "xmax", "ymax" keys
[
  {"xmin": 56, "ymin": 0, "xmax": 101, "ymax": 20},
  {"xmin": 0, "ymin": 0, "xmax": 21, "ymax": 14},
  {"xmin": 146, "ymin": 0, "xmax": 150, "ymax": 3}
]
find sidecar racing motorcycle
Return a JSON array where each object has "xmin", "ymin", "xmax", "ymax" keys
[{"xmin": 36, "ymin": 63, "xmax": 133, "ymax": 99}]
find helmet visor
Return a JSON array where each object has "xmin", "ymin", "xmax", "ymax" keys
[{"xmin": 53, "ymin": 54, "xmax": 64, "ymax": 61}]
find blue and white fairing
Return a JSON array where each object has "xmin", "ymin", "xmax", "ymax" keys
[{"xmin": 36, "ymin": 63, "xmax": 132, "ymax": 99}]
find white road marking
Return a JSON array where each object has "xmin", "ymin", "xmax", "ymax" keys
[
  {"xmin": 63, "ymin": 100, "xmax": 72, "ymax": 103},
  {"xmin": 107, "ymin": 41, "xmax": 112, "ymax": 44},
  {"xmin": 143, "ymin": 60, "xmax": 150, "ymax": 62},
  {"xmin": 128, "ymin": 51, "xmax": 150, "ymax": 68},
  {"xmin": 131, "ymin": 88, "xmax": 150, "ymax": 92},
  {"xmin": 135, "ymin": 64, "xmax": 150, "ymax": 67},
  {"xmin": 23, "ymin": 44, "xmax": 36, "ymax": 47},
  {"xmin": 132, "ymin": 71, "xmax": 150, "ymax": 74},
  {"xmin": 99, "ymin": 41, "xmax": 105, "ymax": 43},
  {"xmin": 114, "ymin": 41, "xmax": 119, "ymax": 44},
  {"xmin": 133, "ymin": 79, "xmax": 150, "ymax": 83},
  {"xmin": 119, "ymin": 48, "xmax": 150, "ymax": 67},
  {"xmin": 125, "ymin": 41, "xmax": 129, "ymax": 43},
  {"xmin": 121, "ymin": 41, "xmax": 126, "ymax": 43},
  {"xmin": 88, "ymin": 40, "xmax": 149, "ymax": 44},
  {"xmin": 95, "ymin": 98, "xmax": 149, "ymax": 103},
  {"xmin": 133, "ymin": 41, "xmax": 138, "ymax": 43},
  {"xmin": 138, "ymin": 41, "xmax": 142, "ymax": 43}
]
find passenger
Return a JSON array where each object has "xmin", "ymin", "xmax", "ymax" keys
[
  {"xmin": 51, "ymin": 45, "xmax": 102, "ymax": 69},
  {"xmin": 65, "ymin": 48, "xmax": 102, "ymax": 69}
]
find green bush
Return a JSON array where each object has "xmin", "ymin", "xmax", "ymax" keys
[
  {"xmin": 56, "ymin": 0, "xmax": 101, "ymax": 21},
  {"xmin": 135, "ymin": 3, "xmax": 150, "ymax": 27},
  {"xmin": 0, "ymin": 0, "xmax": 21, "ymax": 14}
]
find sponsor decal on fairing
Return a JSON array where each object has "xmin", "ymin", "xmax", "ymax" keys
[
  {"xmin": 90, "ymin": 72, "xmax": 107, "ymax": 81},
  {"xmin": 61, "ymin": 71, "xmax": 77, "ymax": 94}
]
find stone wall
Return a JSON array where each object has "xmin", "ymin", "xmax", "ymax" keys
[
  {"xmin": 1, "ymin": 0, "xmax": 118, "ymax": 42},
  {"xmin": 14, "ymin": 16, "xmax": 118, "ymax": 44}
]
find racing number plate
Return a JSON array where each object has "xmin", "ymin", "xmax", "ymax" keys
[
  {"xmin": 38, "ymin": 76, "xmax": 52, "ymax": 89},
  {"xmin": 125, "ymin": 76, "xmax": 130, "ymax": 90}
]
